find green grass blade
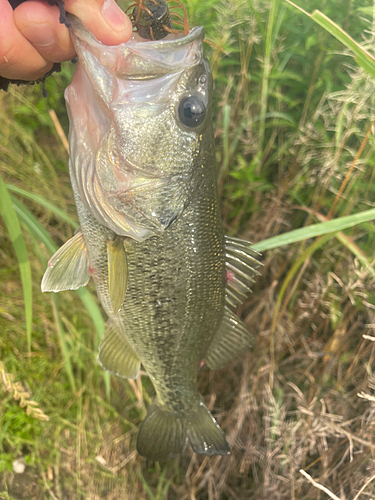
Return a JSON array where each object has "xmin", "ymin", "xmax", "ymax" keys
[
  {"xmin": 0, "ymin": 175, "xmax": 32, "ymax": 351},
  {"xmin": 161, "ymin": 479, "xmax": 173, "ymax": 500},
  {"xmin": 75, "ymin": 287, "xmax": 110, "ymax": 399},
  {"xmin": 252, "ymin": 111, "xmax": 296, "ymax": 125},
  {"xmin": 6, "ymin": 184, "xmax": 77, "ymax": 227},
  {"xmin": 51, "ymin": 294, "xmax": 76, "ymax": 394},
  {"xmin": 252, "ymin": 208, "xmax": 375, "ymax": 252},
  {"xmin": 75, "ymin": 289, "xmax": 105, "ymax": 339},
  {"xmin": 272, "ymin": 233, "xmax": 335, "ymax": 331},
  {"xmin": 156, "ymin": 467, "xmax": 171, "ymax": 500},
  {"xmin": 11, "ymin": 197, "xmax": 105, "ymax": 339},
  {"xmin": 220, "ymin": 104, "xmax": 230, "ymax": 179},
  {"xmin": 11, "ymin": 196, "xmax": 110, "ymax": 398},
  {"xmin": 258, "ymin": 0, "xmax": 280, "ymax": 156},
  {"xmin": 335, "ymin": 232, "xmax": 375, "ymax": 279},
  {"xmin": 137, "ymin": 471, "xmax": 156, "ymax": 500},
  {"xmin": 311, "ymin": 212, "xmax": 375, "ymax": 278},
  {"xmin": 285, "ymin": 1, "xmax": 375, "ymax": 78},
  {"xmin": 270, "ymin": 234, "xmax": 336, "ymax": 372},
  {"xmin": 310, "ymin": 10, "xmax": 375, "ymax": 79},
  {"xmin": 11, "ymin": 196, "xmax": 56, "ymax": 254},
  {"xmin": 103, "ymin": 371, "xmax": 111, "ymax": 401}
]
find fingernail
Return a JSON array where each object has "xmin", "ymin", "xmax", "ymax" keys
[
  {"xmin": 101, "ymin": 0, "xmax": 130, "ymax": 33},
  {"xmin": 20, "ymin": 24, "xmax": 58, "ymax": 48}
]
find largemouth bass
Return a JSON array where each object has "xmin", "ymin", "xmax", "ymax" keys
[{"xmin": 42, "ymin": 13, "xmax": 261, "ymax": 461}]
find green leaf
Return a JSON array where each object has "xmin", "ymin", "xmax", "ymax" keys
[
  {"xmin": 285, "ymin": 1, "xmax": 375, "ymax": 78},
  {"xmin": 310, "ymin": 10, "xmax": 375, "ymax": 79},
  {"xmin": 6, "ymin": 184, "xmax": 77, "ymax": 227},
  {"xmin": 252, "ymin": 111, "xmax": 296, "ymax": 125},
  {"xmin": 138, "ymin": 470, "xmax": 156, "ymax": 500},
  {"xmin": 0, "ymin": 175, "xmax": 32, "ymax": 351},
  {"xmin": 11, "ymin": 196, "xmax": 56, "ymax": 254},
  {"xmin": 252, "ymin": 208, "xmax": 375, "ymax": 252},
  {"xmin": 10, "ymin": 197, "xmax": 105, "ymax": 340}
]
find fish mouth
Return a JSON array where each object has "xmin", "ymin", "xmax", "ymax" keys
[{"xmin": 67, "ymin": 14, "xmax": 205, "ymax": 80}]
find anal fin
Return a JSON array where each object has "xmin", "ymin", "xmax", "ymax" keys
[
  {"xmin": 41, "ymin": 231, "xmax": 90, "ymax": 292},
  {"xmin": 206, "ymin": 306, "xmax": 254, "ymax": 370},
  {"xmin": 98, "ymin": 321, "xmax": 140, "ymax": 379},
  {"xmin": 107, "ymin": 236, "xmax": 128, "ymax": 313},
  {"xmin": 225, "ymin": 235, "xmax": 262, "ymax": 308}
]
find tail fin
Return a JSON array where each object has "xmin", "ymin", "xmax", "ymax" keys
[
  {"xmin": 136, "ymin": 400, "xmax": 230, "ymax": 461},
  {"xmin": 136, "ymin": 403, "xmax": 187, "ymax": 461},
  {"xmin": 186, "ymin": 401, "xmax": 230, "ymax": 456}
]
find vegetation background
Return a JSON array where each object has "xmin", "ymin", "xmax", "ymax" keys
[{"xmin": 1, "ymin": 0, "xmax": 375, "ymax": 498}]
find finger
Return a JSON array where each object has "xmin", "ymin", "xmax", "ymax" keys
[
  {"xmin": 14, "ymin": 1, "xmax": 76, "ymax": 63},
  {"xmin": 0, "ymin": 0, "xmax": 52, "ymax": 80},
  {"xmin": 64, "ymin": 0, "xmax": 132, "ymax": 46}
]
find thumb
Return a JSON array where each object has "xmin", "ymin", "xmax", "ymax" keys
[{"xmin": 65, "ymin": 0, "xmax": 133, "ymax": 46}]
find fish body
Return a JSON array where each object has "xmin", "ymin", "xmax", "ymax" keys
[{"xmin": 42, "ymin": 15, "xmax": 261, "ymax": 461}]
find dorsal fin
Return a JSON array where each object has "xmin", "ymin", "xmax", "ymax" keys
[
  {"xmin": 206, "ymin": 306, "xmax": 254, "ymax": 370},
  {"xmin": 41, "ymin": 231, "xmax": 90, "ymax": 292},
  {"xmin": 225, "ymin": 236, "xmax": 262, "ymax": 309}
]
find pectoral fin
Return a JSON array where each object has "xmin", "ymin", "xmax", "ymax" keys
[
  {"xmin": 225, "ymin": 236, "xmax": 262, "ymax": 308},
  {"xmin": 107, "ymin": 237, "xmax": 128, "ymax": 313},
  {"xmin": 41, "ymin": 231, "xmax": 90, "ymax": 292},
  {"xmin": 206, "ymin": 306, "xmax": 254, "ymax": 370},
  {"xmin": 98, "ymin": 321, "xmax": 140, "ymax": 379}
]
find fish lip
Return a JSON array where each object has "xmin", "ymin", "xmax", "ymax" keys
[
  {"xmin": 67, "ymin": 14, "xmax": 205, "ymax": 80},
  {"xmin": 67, "ymin": 13, "xmax": 204, "ymax": 52}
]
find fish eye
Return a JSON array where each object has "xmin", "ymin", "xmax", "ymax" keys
[{"xmin": 177, "ymin": 96, "xmax": 206, "ymax": 128}]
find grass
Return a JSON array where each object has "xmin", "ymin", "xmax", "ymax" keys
[{"xmin": 1, "ymin": 0, "xmax": 375, "ymax": 498}]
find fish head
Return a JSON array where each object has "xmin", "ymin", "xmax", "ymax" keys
[{"xmin": 66, "ymin": 15, "xmax": 214, "ymax": 241}]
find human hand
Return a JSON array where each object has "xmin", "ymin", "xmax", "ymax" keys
[{"xmin": 0, "ymin": 0, "xmax": 132, "ymax": 81}]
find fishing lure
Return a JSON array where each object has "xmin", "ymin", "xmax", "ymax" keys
[{"xmin": 128, "ymin": 0, "xmax": 189, "ymax": 40}]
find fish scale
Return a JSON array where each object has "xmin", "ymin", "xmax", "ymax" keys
[{"xmin": 42, "ymin": 13, "xmax": 262, "ymax": 461}]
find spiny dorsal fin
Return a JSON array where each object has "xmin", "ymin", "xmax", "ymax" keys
[
  {"xmin": 206, "ymin": 306, "xmax": 254, "ymax": 370},
  {"xmin": 107, "ymin": 236, "xmax": 128, "ymax": 313},
  {"xmin": 98, "ymin": 321, "xmax": 140, "ymax": 380},
  {"xmin": 41, "ymin": 231, "xmax": 90, "ymax": 292},
  {"xmin": 225, "ymin": 235, "xmax": 262, "ymax": 309}
]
